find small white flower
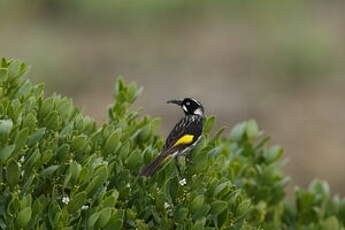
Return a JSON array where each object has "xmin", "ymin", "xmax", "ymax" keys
[
  {"xmin": 20, "ymin": 156, "xmax": 25, "ymax": 163},
  {"xmin": 62, "ymin": 196, "xmax": 70, "ymax": 205},
  {"xmin": 126, "ymin": 183, "xmax": 131, "ymax": 188},
  {"xmin": 17, "ymin": 162, "xmax": 22, "ymax": 168},
  {"xmin": 164, "ymin": 202, "xmax": 170, "ymax": 209},
  {"xmin": 81, "ymin": 205, "xmax": 89, "ymax": 210},
  {"xmin": 93, "ymin": 158, "xmax": 107, "ymax": 167},
  {"xmin": 179, "ymin": 178, "xmax": 187, "ymax": 186}
]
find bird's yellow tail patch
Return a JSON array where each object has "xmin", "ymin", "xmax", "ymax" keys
[{"xmin": 173, "ymin": 135, "xmax": 194, "ymax": 147}]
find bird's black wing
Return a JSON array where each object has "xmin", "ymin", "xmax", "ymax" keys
[{"xmin": 164, "ymin": 115, "xmax": 202, "ymax": 150}]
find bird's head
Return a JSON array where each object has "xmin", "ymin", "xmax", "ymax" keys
[{"xmin": 167, "ymin": 98, "xmax": 204, "ymax": 116}]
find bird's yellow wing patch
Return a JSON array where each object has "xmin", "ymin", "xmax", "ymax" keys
[{"xmin": 173, "ymin": 135, "xmax": 194, "ymax": 147}]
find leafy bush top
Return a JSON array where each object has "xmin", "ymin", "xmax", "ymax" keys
[{"xmin": 0, "ymin": 58, "xmax": 344, "ymax": 230}]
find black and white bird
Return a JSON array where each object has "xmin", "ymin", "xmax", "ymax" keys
[{"xmin": 140, "ymin": 98, "xmax": 204, "ymax": 177}]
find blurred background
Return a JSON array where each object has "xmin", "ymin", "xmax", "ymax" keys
[{"xmin": 1, "ymin": 0, "xmax": 345, "ymax": 195}]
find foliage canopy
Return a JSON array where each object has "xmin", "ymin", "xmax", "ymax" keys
[{"xmin": 0, "ymin": 58, "xmax": 344, "ymax": 229}]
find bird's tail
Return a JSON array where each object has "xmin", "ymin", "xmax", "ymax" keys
[{"xmin": 140, "ymin": 149, "xmax": 173, "ymax": 177}]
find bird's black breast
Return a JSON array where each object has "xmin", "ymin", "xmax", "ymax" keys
[{"xmin": 164, "ymin": 115, "xmax": 203, "ymax": 150}]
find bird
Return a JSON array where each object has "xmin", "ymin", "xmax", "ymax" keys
[{"xmin": 140, "ymin": 98, "xmax": 204, "ymax": 177}]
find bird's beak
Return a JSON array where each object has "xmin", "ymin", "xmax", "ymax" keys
[{"xmin": 167, "ymin": 99, "xmax": 183, "ymax": 105}]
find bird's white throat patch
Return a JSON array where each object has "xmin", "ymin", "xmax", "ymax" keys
[{"xmin": 194, "ymin": 108, "xmax": 203, "ymax": 116}]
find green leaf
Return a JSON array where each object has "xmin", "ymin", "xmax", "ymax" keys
[
  {"xmin": 15, "ymin": 207, "xmax": 32, "ymax": 227},
  {"xmin": 127, "ymin": 83, "xmax": 141, "ymax": 103},
  {"xmin": 27, "ymin": 128, "xmax": 46, "ymax": 146},
  {"xmin": 20, "ymin": 194, "xmax": 32, "ymax": 209},
  {"xmin": 39, "ymin": 97, "xmax": 54, "ymax": 118},
  {"xmin": 0, "ymin": 144, "xmax": 15, "ymax": 161},
  {"xmin": 40, "ymin": 165, "xmax": 60, "ymax": 177},
  {"xmin": 23, "ymin": 149, "xmax": 40, "ymax": 170},
  {"xmin": 191, "ymin": 195, "xmax": 205, "ymax": 212},
  {"xmin": 8, "ymin": 60, "xmax": 27, "ymax": 80},
  {"xmin": 246, "ymin": 120, "xmax": 259, "ymax": 139},
  {"xmin": 192, "ymin": 217, "xmax": 206, "ymax": 230},
  {"xmin": 68, "ymin": 191, "xmax": 87, "ymax": 213},
  {"xmin": 175, "ymin": 207, "xmax": 189, "ymax": 222},
  {"xmin": 101, "ymin": 190, "xmax": 119, "ymax": 208},
  {"xmin": 40, "ymin": 150, "xmax": 54, "ymax": 164},
  {"xmin": 126, "ymin": 149, "xmax": 142, "ymax": 170},
  {"xmin": 22, "ymin": 113, "xmax": 37, "ymax": 131},
  {"xmin": 0, "ymin": 119, "xmax": 13, "ymax": 136},
  {"xmin": 113, "ymin": 77, "xmax": 125, "ymax": 99},
  {"xmin": 204, "ymin": 116, "xmax": 216, "ymax": 134},
  {"xmin": 99, "ymin": 208, "xmax": 113, "ymax": 227},
  {"xmin": 1, "ymin": 58, "xmax": 8, "ymax": 67},
  {"xmin": 237, "ymin": 199, "xmax": 252, "ymax": 218},
  {"xmin": 56, "ymin": 98, "xmax": 74, "ymax": 120},
  {"xmin": 192, "ymin": 204, "xmax": 210, "ymax": 221},
  {"xmin": 56, "ymin": 144, "xmax": 70, "ymax": 161},
  {"xmin": 43, "ymin": 111, "xmax": 61, "ymax": 131},
  {"xmin": 71, "ymin": 135, "xmax": 89, "ymax": 153},
  {"xmin": 87, "ymin": 212, "xmax": 100, "ymax": 229},
  {"xmin": 230, "ymin": 122, "xmax": 246, "ymax": 141},
  {"xmin": 14, "ymin": 127, "xmax": 29, "ymax": 153},
  {"xmin": 133, "ymin": 86, "xmax": 143, "ymax": 102},
  {"xmin": 31, "ymin": 199, "xmax": 42, "ymax": 222},
  {"xmin": 320, "ymin": 216, "xmax": 340, "ymax": 230},
  {"xmin": 137, "ymin": 125, "xmax": 151, "ymax": 143},
  {"xmin": 263, "ymin": 145, "xmax": 283, "ymax": 162},
  {"xmin": 69, "ymin": 161, "xmax": 82, "ymax": 183},
  {"xmin": 85, "ymin": 166, "xmax": 108, "ymax": 196},
  {"xmin": 0, "ymin": 67, "xmax": 8, "ymax": 81},
  {"xmin": 104, "ymin": 130, "xmax": 121, "ymax": 154},
  {"xmin": 104, "ymin": 210, "xmax": 124, "ymax": 230},
  {"xmin": 85, "ymin": 176, "xmax": 105, "ymax": 196},
  {"xmin": 211, "ymin": 127, "xmax": 226, "ymax": 143},
  {"xmin": 210, "ymin": 200, "xmax": 228, "ymax": 215},
  {"xmin": 14, "ymin": 79, "xmax": 32, "ymax": 97},
  {"xmin": 309, "ymin": 180, "xmax": 330, "ymax": 197},
  {"xmin": 7, "ymin": 159, "xmax": 20, "ymax": 188},
  {"xmin": 119, "ymin": 141, "xmax": 130, "ymax": 161},
  {"xmin": 48, "ymin": 201, "xmax": 61, "ymax": 227}
]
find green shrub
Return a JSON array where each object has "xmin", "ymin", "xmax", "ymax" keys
[{"xmin": 0, "ymin": 58, "xmax": 344, "ymax": 229}]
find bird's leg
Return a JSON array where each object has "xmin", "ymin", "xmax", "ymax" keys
[{"xmin": 175, "ymin": 156, "xmax": 183, "ymax": 178}]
